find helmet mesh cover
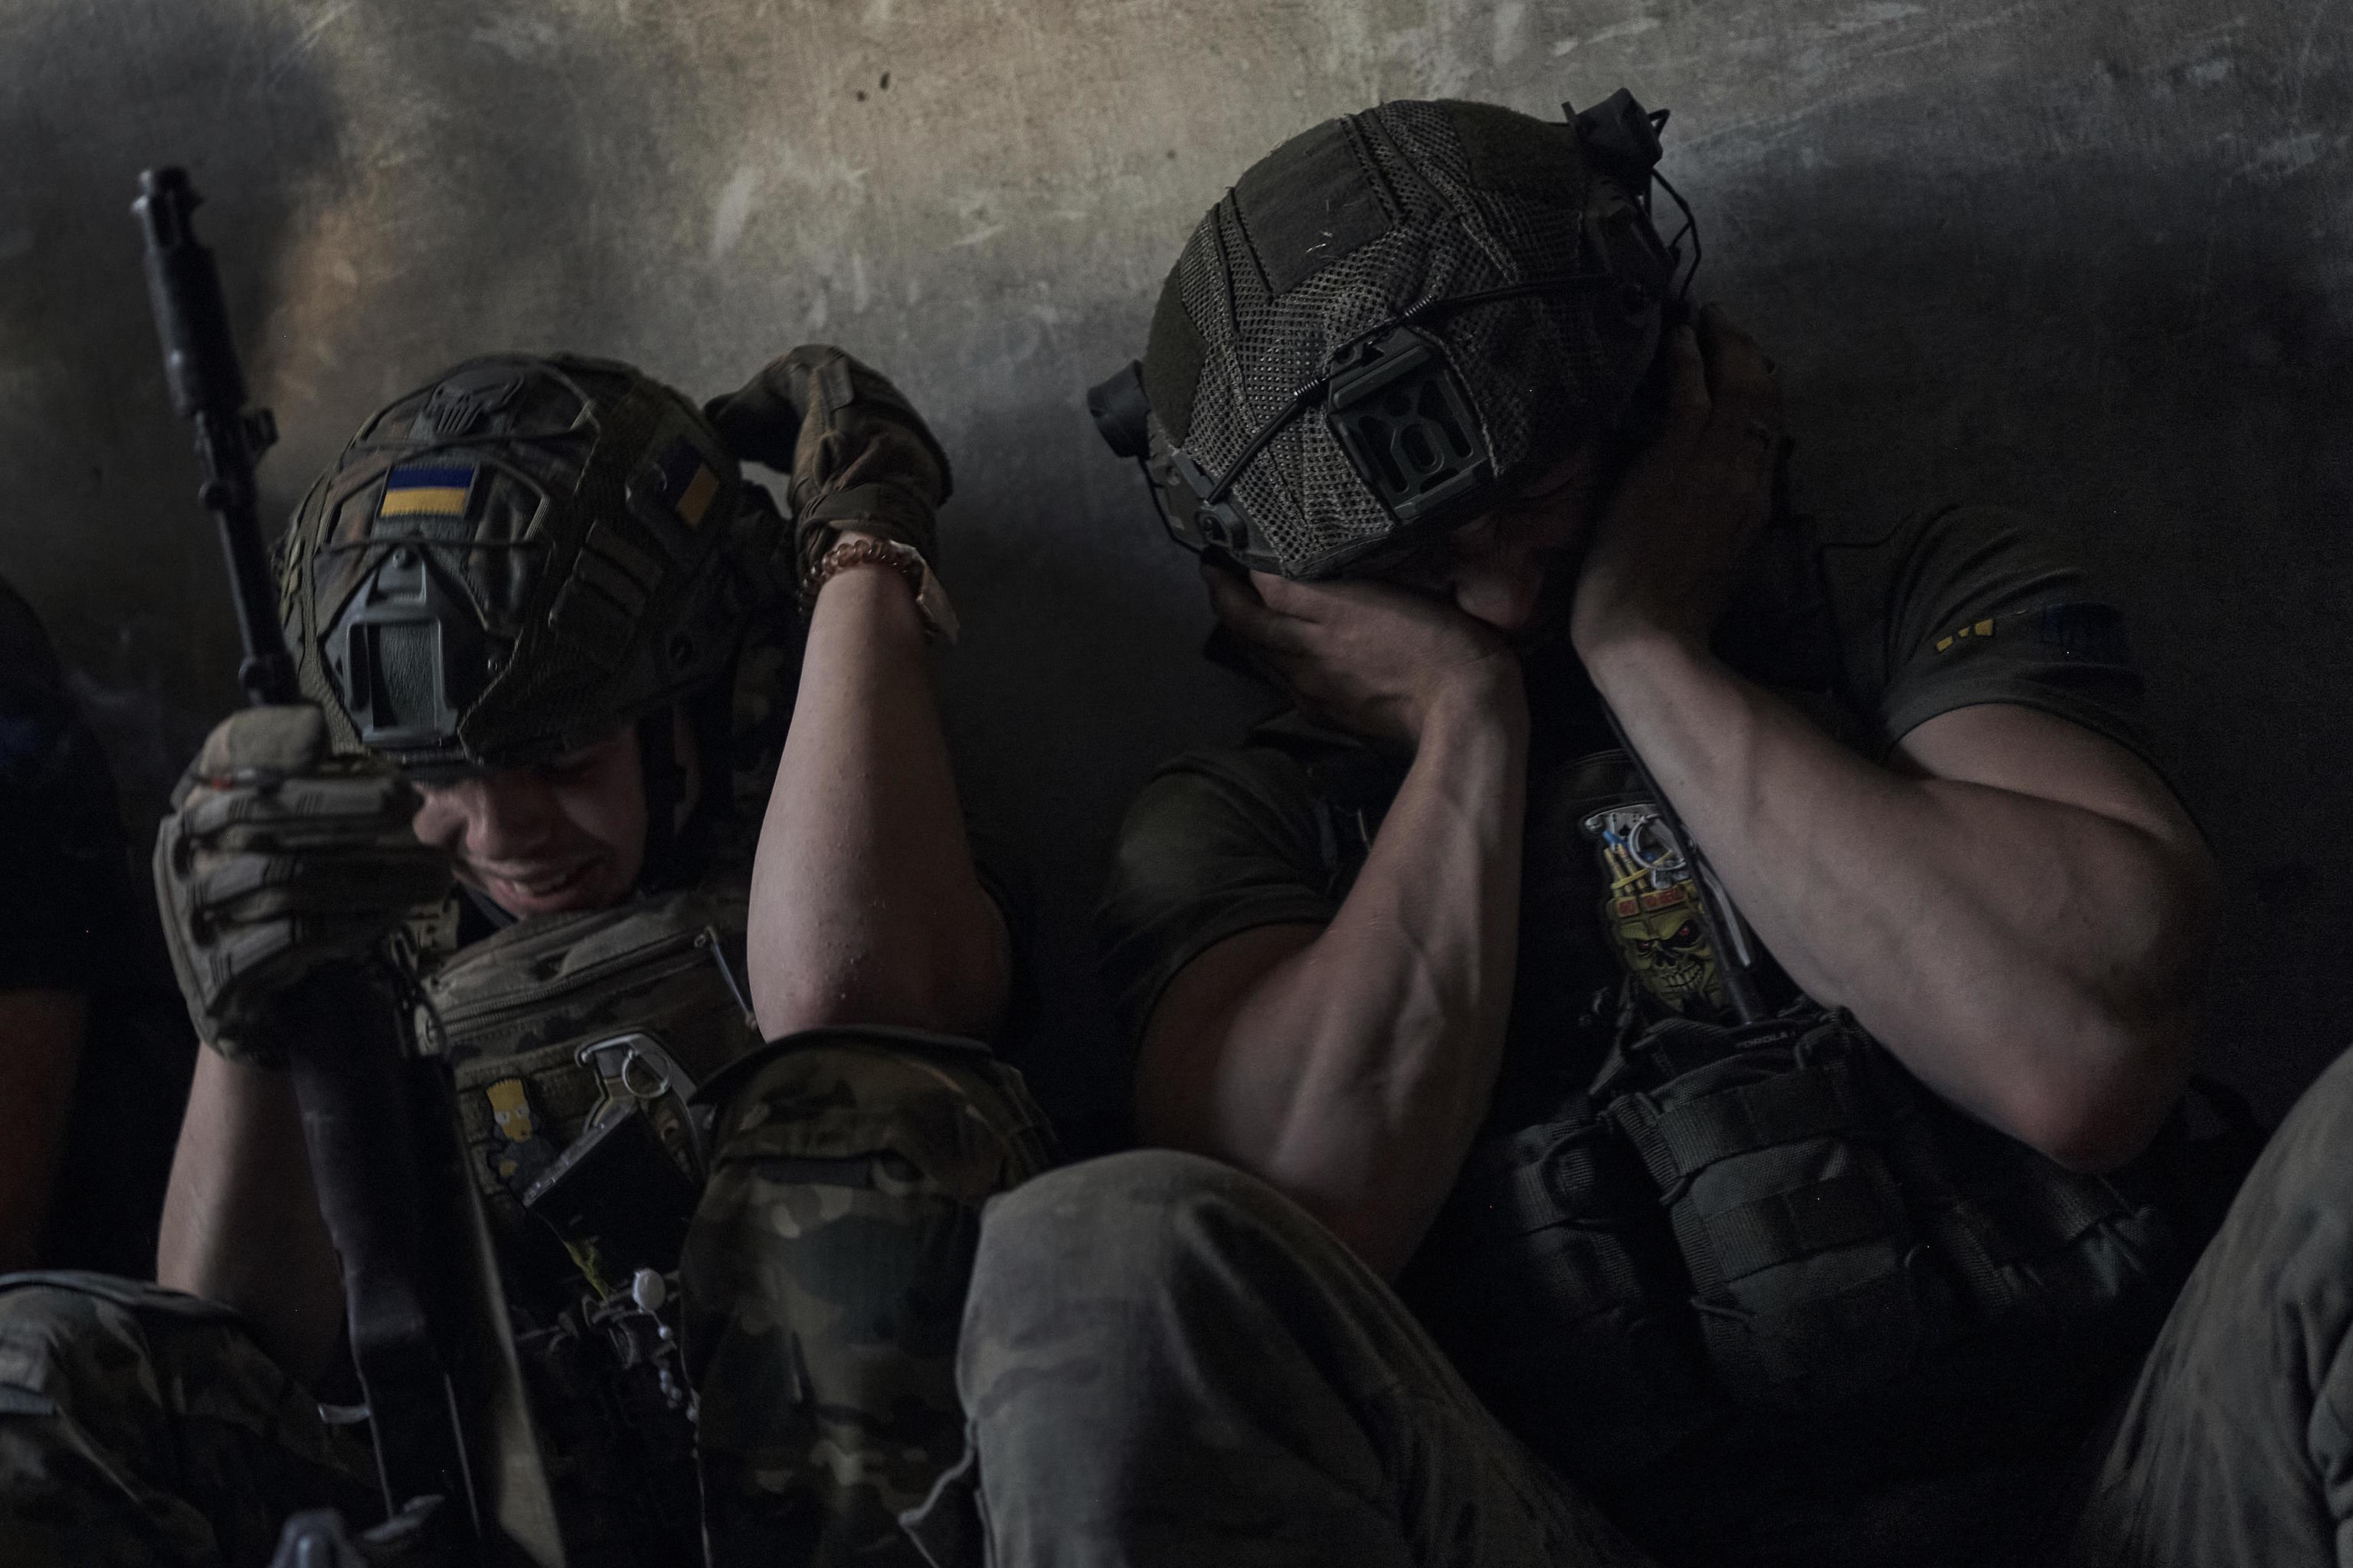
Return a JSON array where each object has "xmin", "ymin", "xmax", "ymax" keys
[
  {"xmin": 1153, "ymin": 100, "xmax": 1670, "ymax": 578},
  {"xmin": 280, "ymin": 355, "xmax": 785, "ymax": 774}
]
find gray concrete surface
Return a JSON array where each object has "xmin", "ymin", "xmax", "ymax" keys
[{"xmin": 2, "ymin": 0, "xmax": 2346, "ymax": 1134}]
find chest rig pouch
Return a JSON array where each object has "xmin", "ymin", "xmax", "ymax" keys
[
  {"xmin": 416, "ymin": 878, "xmax": 765, "ymax": 1304},
  {"xmin": 1417, "ymin": 1007, "xmax": 2186, "ymax": 1488},
  {"xmin": 413, "ymin": 879, "xmax": 766, "ymax": 1565}
]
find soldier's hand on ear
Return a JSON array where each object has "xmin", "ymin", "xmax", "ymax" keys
[
  {"xmin": 154, "ymin": 704, "xmax": 453, "ymax": 1066},
  {"xmin": 1569, "ymin": 304, "xmax": 1784, "ymax": 660},
  {"xmin": 704, "ymin": 345, "xmax": 954, "ymax": 576},
  {"xmin": 1203, "ymin": 563, "xmax": 1520, "ymax": 747}
]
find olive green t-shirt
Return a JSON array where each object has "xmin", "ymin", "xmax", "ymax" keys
[{"xmin": 1100, "ymin": 503, "xmax": 2160, "ymax": 1124}]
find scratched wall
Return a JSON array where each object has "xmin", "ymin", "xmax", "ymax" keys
[{"xmin": 2, "ymin": 0, "xmax": 2347, "ymax": 1134}]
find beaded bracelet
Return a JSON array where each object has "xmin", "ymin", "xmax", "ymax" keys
[{"xmin": 800, "ymin": 533, "xmax": 958, "ymax": 643}]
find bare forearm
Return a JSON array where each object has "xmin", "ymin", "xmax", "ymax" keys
[
  {"xmin": 1153, "ymin": 682, "xmax": 1528, "ymax": 1273},
  {"xmin": 1584, "ymin": 631, "xmax": 2207, "ymax": 1163},
  {"xmin": 157, "ymin": 1051, "xmax": 345, "ymax": 1381},
  {"xmin": 748, "ymin": 565, "xmax": 1008, "ymax": 1039}
]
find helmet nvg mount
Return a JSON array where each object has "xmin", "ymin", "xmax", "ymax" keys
[
  {"xmin": 279, "ymin": 354, "xmax": 787, "ymax": 779},
  {"xmin": 1088, "ymin": 89, "xmax": 1697, "ymax": 581}
]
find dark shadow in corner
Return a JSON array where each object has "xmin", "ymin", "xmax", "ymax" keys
[
  {"xmin": 1697, "ymin": 139, "xmax": 2352, "ymax": 1121},
  {"xmin": 0, "ymin": 1, "xmax": 348, "ymax": 830}
]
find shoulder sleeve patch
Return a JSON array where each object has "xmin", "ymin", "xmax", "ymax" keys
[
  {"xmin": 1932, "ymin": 602, "xmax": 2131, "ymax": 663},
  {"xmin": 1932, "ymin": 617, "xmax": 1998, "ymax": 653}
]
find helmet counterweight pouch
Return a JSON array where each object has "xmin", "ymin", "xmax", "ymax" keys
[{"xmin": 326, "ymin": 545, "xmax": 488, "ymax": 754}]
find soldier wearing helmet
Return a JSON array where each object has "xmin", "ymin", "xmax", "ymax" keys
[
  {"xmin": 0, "ymin": 347, "xmax": 1048, "ymax": 1568},
  {"xmin": 904, "ymin": 95, "xmax": 2224, "ymax": 1564}
]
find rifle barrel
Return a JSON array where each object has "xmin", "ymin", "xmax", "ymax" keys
[{"xmin": 133, "ymin": 166, "xmax": 295, "ymax": 705}]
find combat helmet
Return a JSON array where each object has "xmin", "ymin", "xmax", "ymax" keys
[
  {"xmin": 1088, "ymin": 90, "xmax": 1694, "ymax": 580},
  {"xmin": 277, "ymin": 354, "xmax": 790, "ymax": 872}
]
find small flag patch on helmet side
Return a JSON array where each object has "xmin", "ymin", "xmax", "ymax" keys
[
  {"xmin": 652, "ymin": 437, "xmax": 720, "ymax": 529},
  {"xmin": 380, "ymin": 463, "xmax": 476, "ymax": 519}
]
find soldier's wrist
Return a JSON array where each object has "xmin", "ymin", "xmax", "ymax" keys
[
  {"xmin": 801, "ymin": 532, "xmax": 959, "ymax": 644},
  {"xmin": 1417, "ymin": 660, "xmax": 1528, "ymax": 749}
]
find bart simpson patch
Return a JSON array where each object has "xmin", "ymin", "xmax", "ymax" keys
[{"xmin": 485, "ymin": 1076, "xmax": 561, "ymax": 1197}]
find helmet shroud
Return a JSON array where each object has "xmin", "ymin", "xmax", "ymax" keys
[
  {"xmin": 1139, "ymin": 98, "xmax": 1677, "ymax": 580},
  {"xmin": 278, "ymin": 354, "xmax": 787, "ymax": 780}
]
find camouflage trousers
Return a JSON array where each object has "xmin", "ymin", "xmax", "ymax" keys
[
  {"xmin": 917, "ymin": 1057, "xmax": 2353, "ymax": 1568},
  {"xmin": 679, "ymin": 1027, "xmax": 1049, "ymax": 1565},
  {"xmin": 0, "ymin": 1026, "xmax": 1050, "ymax": 1568},
  {"xmin": 0, "ymin": 1272, "xmax": 379, "ymax": 1567},
  {"xmin": 905, "ymin": 1148, "xmax": 1660, "ymax": 1568},
  {"xmin": 2062, "ymin": 1041, "xmax": 2353, "ymax": 1568}
]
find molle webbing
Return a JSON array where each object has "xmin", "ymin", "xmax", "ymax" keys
[
  {"xmin": 1419, "ymin": 1007, "xmax": 2187, "ymax": 1484},
  {"xmin": 1609, "ymin": 1020, "xmax": 1932, "ymax": 1405},
  {"xmin": 1685, "ymin": 1162, "xmax": 1902, "ymax": 1287},
  {"xmin": 1616, "ymin": 1054, "xmax": 1877, "ymax": 1179},
  {"xmin": 1415, "ymin": 1111, "xmax": 1721, "ymax": 1482},
  {"xmin": 1485, "ymin": 1124, "xmax": 1648, "ymax": 1323}
]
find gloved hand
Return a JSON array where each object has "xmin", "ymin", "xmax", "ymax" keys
[
  {"xmin": 703, "ymin": 345, "xmax": 954, "ymax": 578},
  {"xmin": 154, "ymin": 704, "xmax": 453, "ymax": 1066}
]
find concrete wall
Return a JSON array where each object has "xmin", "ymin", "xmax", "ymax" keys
[{"xmin": 4, "ymin": 0, "xmax": 2346, "ymax": 1133}]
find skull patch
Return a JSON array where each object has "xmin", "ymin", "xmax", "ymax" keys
[{"xmin": 1582, "ymin": 801, "xmax": 1728, "ymax": 1018}]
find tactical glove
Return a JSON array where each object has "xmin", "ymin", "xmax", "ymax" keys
[
  {"xmin": 155, "ymin": 704, "xmax": 453, "ymax": 1067},
  {"xmin": 703, "ymin": 344, "xmax": 954, "ymax": 578}
]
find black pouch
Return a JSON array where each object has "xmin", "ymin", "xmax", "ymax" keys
[
  {"xmin": 523, "ymin": 1103, "xmax": 699, "ymax": 1294},
  {"xmin": 1406, "ymin": 1098, "xmax": 1720, "ymax": 1483},
  {"xmin": 1602, "ymin": 1011, "xmax": 1958, "ymax": 1411},
  {"xmin": 1603, "ymin": 1008, "xmax": 2189, "ymax": 1443},
  {"xmin": 1425, "ymin": 1004, "xmax": 2192, "ymax": 1489}
]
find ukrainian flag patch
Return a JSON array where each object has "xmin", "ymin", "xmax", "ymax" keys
[
  {"xmin": 380, "ymin": 463, "xmax": 476, "ymax": 519},
  {"xmin": 650, "ymin": 437, "xmax": 721, "ymax": 529}
]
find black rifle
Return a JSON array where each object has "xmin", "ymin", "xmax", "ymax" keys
[{"xmin": 136, "ymin": 169, "xmax": 562, "ymax": 1567}]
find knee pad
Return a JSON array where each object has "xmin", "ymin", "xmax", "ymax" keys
[
  {"xmin": 678, "ymin": 1029, "xmax": 1052, "ymax": 1563},
  {"xmin": 699, "ymin": 1025, "xmax": 1053, "ymax": 1201},
  {"xmin": 681, "ymin": 1027, "xmax": 1052, "ymax": 1365}
]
